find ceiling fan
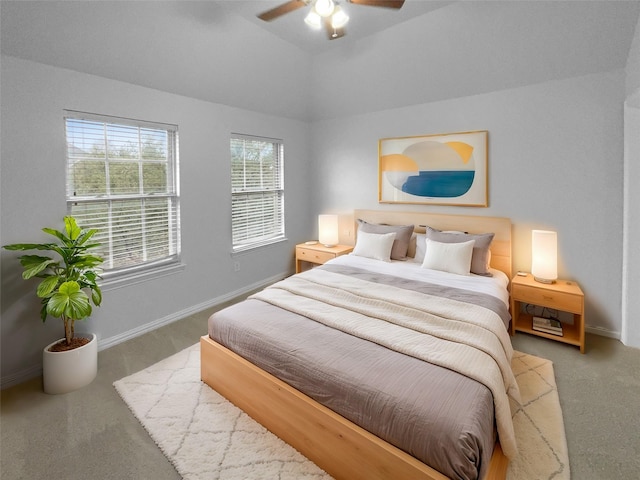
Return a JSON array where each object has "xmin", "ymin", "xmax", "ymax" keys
[{"xmin": 257, "ymin": 0, "xmax": 405, "ymax": 40}]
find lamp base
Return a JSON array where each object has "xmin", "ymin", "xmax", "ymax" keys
[
  {"xmin": 323, "ymin": 244, "xmax": 336, "ymax": 248},
  {"xmin": 534, "ymin": 276, "xmax": 556, "ymax": 284}
]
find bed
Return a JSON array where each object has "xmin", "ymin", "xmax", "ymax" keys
[{"xmin": 201, "ymin": 210, "xmax": 516, "ymax": 480}]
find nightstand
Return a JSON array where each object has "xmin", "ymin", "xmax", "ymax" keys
[
  {"xmin": 511, "ymin": 273, "xmax": 585, "ymax": 353},
  {"xmin": 295, "ymin": 243, "xmax": 354, "ymax": 273}
]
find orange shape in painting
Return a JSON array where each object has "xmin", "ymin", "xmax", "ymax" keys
[
  {"xmin": 445, "ymin": 142, "xmax": 474, "ymax": 164},
  {"xmin": 380, "ymin": 154, "xmax": 418, "ymax": 171}
]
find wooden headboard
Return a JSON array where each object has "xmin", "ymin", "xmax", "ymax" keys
[{"xmin": 352, "ymin": 209, "xmax": 512, "ymax": 280}]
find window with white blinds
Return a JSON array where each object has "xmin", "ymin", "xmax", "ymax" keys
[
  {"xmin": 64, "ymin": 111, "xmax": 181, "ymax": 278},
  {"xmin": 231, "ymin": 134, "xmax": 285, "ymax": 252}
]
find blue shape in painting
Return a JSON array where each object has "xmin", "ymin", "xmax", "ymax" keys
[{"xmin": 402, "ymin": 171, "xmax": 475, "ymax": 197}]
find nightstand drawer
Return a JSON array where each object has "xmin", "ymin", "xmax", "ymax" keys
[
  {"xmin": 295, "ymin": 243, "xmax": 353, "ymax": 273},
  {"xmin": 296, "ymin": 247, "xmax": 335, "ymax": 264},
  {"xmin": 512, "ymin": 284, "xmax": 583, "ymax": 313}
]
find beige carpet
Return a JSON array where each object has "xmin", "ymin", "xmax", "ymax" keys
[{"xmin": 114, "ymin": 344, "xmax": 569, "ymax": 480}]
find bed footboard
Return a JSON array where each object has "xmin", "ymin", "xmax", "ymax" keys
[{"xmin": 200, "ymin": 335, "xmax": 507, "ymax": 480}]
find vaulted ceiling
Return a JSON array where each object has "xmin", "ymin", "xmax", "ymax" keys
[
  {"xmin": 1, "ymin": 1, "xmax": 639, "ymax": 121},
  {"xmin": 218, "ymin": 1, "xmax": 454, "ymax": 54}
]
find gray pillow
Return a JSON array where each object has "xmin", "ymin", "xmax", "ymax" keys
[
  {"xmin": 426, "ymin": 226, "xmax": 494, "ymax": 276},
  {"xmin": 357, "ymin": 220, "xmax": 414, "ymax": 260}
]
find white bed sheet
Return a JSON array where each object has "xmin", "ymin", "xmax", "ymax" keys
[{"xmin": 327, "ymin": 253, "xmax": 510, "ymax": 307}]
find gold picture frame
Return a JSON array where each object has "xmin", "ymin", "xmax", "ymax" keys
[{"xmin": 378, "ymin": 130, "xmax": 488, "ymax": 206}]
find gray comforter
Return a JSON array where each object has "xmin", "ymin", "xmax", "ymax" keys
[{"xmin": 208, "ymin": 263, "xmax": 514, "ymax": 480}]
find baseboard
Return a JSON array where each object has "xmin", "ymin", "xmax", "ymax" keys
[
  {"xmin": 0, "ymin": 364, "xmax": 43, "ymax": 390},
  {"xmin": 1, "ymin": 271, "xmax": 289, "ymax": 390},
  {"xmin": 98, "ymin": 271, "xmax": 287, "ymax": 350},
  {"xmin": 585, "ymin": 324, "xmax": 620, "ymax": 340}
]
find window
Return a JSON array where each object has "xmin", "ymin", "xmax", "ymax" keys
[
  {"xmin": 65, "ymin": 111, "xmax": 181, "ymax": 279},
  {"xmin": 231, "ymin": 134, "xmax": 285, "ymax": 252}
]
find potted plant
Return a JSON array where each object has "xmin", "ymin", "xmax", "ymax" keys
[{"xmin": 3, "ymin": 216, "xmax": 104, "ymax": 394}]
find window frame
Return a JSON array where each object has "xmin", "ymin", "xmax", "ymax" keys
[
  {"xmin": 230, "ymin": 133, "xmax": 286, "ymax": 253},
  {"xmin": 64, "ymin": 110, "xmax": 182, "ymax": 285}
]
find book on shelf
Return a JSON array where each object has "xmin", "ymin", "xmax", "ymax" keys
[{"xmin": 532, "ymin": 316, "xmax": 563, "ymax": 336}]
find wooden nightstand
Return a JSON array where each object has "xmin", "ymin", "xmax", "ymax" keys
[
  {"xmin": 510, "ymin": 273, "xmax": 585, "ymax": 353},
  {"xmin": 295, "ymin": 243, "xmax": 354, "ymax": 273}
]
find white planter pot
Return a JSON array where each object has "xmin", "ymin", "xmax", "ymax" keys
[{"xmin": 42, "ymin": 333, "xmax": 98, "ymax": 395}]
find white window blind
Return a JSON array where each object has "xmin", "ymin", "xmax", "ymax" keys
[
  {"xmin": 65, "ymin": 111, "xmax": 181, "ymax": 277},
  {"xmin": 231, "ymin": 134, "xmax": 285, "ymax": 251}
]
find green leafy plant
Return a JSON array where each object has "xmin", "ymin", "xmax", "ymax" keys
[{"xmin": 3, "ymin": 216, "xmax": 104, "ymax": 347}]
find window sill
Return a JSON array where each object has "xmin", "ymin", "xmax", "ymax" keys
[
  {"xmin": 232, "ymin": 237, "xmax": 288, "ymax": 255},
  {"xmin": 100, "ymin": 262, "xmax": 186, "ymax": 291}
]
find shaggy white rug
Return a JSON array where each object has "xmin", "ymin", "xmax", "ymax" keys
[{"xmin": 114, "ymin": 344, "xmax": 569, "ymax": 480}]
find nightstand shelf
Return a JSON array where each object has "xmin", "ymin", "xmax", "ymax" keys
[
  {"xmin": 295, "ymin": 243, "xmax": 353, "ymax": 273},
  {"xmin": 510, "ymin": 273, "xmax": 585, "ymax": 353}
]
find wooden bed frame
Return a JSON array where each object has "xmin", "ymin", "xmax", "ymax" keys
[{"xmin": 201, "ymin": 211, "xmax": 512, "ymax": 480}]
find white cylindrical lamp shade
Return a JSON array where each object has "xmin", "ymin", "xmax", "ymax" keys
[
  {"xmin": 319, "ymin": 214, "xmax": 339, "ymax": 247},
  {"xmin": 531, "ymin": 230, "xmax": 557, "ymax": 283}
]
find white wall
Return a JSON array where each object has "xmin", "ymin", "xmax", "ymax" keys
[
  {"xmin": 311, "ymin": 70, "xmax": 627, "ymax": 338},
  {"xmin": 0, "ymin": 56, "xmax": 314, "ymax": 386},
  {"xmin": 621, "ymin": 13, "xmax": 640, "ymax": 347},
  {"xmin": 622, "ymin": 90, "xmax": 640, "ymax": 348},
  {"xmin": 622, "ymin": 96, "xmax": 640, "ymax": 347},
  {"xmin": 626, "ymin": 12, "xmax": 640, "ymax": 96}
]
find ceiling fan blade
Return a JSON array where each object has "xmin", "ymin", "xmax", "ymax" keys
[
  {"xmin": 257, "ymin": 0, "xmax": 307, "ymax": 21},
  {"xmin": 324, "ymin": 17, "xmax": 346, "ymax": 40},
  {"xmin": 348, "ymin": 0, "xmax": 405, "ymax": 8}
]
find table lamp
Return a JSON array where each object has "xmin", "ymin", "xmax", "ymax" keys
[{"xmin": 531, "ymin": 230, "xmax": 557, "ymax": 284}]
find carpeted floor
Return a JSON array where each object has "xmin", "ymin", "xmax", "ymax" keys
[{"xmin": 114, "ymin": 343, "xmax": 569, "ymax": 480}]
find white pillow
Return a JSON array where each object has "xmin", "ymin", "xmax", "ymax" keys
[
  {"xmin": 413, "ymin": 233, "xmax": 427, "ymax": 263},
  {"xmin": 352, "ymin": 231, "xmax": 396, "ymax": 262},
  {"xmin": 421, "ymin": 238, "xmax": 475, "ymax": 275},
  {"xmin": 413, "ymin": 232, "xmax": 472, "ymax": 264}
]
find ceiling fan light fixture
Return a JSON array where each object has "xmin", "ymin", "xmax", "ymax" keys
[
  {"xmin": 330, "ymin": 6, "xmax": 349, "ymax": 29},
  {"xmin": 314, "ymin": 0, "xmax": 335, "ymax": 18},
  {"xmin": 258, "ymin": 0, "xmax": 404, "ymax": 40},
  {"xmin": 304, "ymin": 10, "xmax": 322, "ymax": 28}
]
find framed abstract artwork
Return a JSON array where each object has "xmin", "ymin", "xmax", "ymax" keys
[{"xmin": 378, "ymin": 130, "xmax": 488, "ymax": 206}]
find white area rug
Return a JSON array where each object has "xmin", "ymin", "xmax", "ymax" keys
[{"xmin": 114, "ymin": 344, "xmax": 569, "ymax": 480}]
